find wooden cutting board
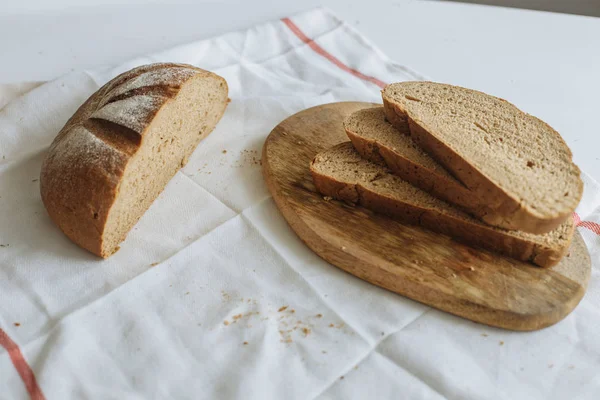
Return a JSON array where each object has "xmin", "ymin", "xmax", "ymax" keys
[{"xmin": 262, "ymin": 101, "xmax": 591, "ymax": 331}]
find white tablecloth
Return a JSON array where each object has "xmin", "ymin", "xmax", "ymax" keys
[{"xmin": 1, "ymin": 8, "xmax": 599, "ymax": 400}]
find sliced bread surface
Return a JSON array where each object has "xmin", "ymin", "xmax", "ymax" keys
[
  {"xmin": 310, "ymin": 142, "xmax": 574, "ymax": 268},
  {"xmin": 382, "ymin": 81, "xmax": 583, "ymax": 234},
  {"xmin": 345, "ymin": 107, "xmax": 514, "ymax": 225}
]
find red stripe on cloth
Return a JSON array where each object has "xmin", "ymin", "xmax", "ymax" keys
[
  {"xmin": 573, "ymin": 212, "xmax": 581, "ymax": 226},
  {"xmin": 573, "ymin": 212, "xmax": 600, "ymax": 235},
  {"xmin": 282, "ymin": 17, "xmax": 387, "ymax": 89},
  {"xmin": 0, "ymin": 329, "xmax": 45, "ymax": 400}
]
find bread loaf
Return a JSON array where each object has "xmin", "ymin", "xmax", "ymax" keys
[
  {"xmin": 310, "ymin": 142, "xmax": 574, "ymax": 268},
  {"xmin": 382, "ymin": 82, "xmax": 583, "ymax": 234},
  {"xmin": 40, "ymin": 63, "xmax": 228, "ymax": 257}
]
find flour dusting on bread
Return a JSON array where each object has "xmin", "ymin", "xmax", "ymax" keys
[{"xmin": 40, "ymin": 63, "xmax": 229, "ymax": 257}]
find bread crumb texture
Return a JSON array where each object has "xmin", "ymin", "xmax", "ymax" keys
[{"xmin": 383, "ymin": 81, "xmax": 582, "ymax": 218}]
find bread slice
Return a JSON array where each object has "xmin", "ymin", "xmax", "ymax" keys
[
  {"xmin": 41, "ymin": 63, "xmax": 228, "ymax": 257},
  {"xmin": 382, "ymin": 81, "xmax": 583, "ymax": 234},
  {"xmin": 310, "ymin": 142, "xmax": 574, "ymax": 268},
  {"xmin": 346, "ymin": 107, "xmax": 515, "ymax": 225}
]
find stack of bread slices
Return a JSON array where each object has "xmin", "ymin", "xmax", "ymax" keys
[{"xmin": 310, "ymin": 82, "xmax": 583, "ymax": 268}]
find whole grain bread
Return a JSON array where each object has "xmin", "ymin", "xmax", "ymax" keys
[
  {"xmin": 382, "ymin": 81, "xmax": 583, "ymax": 234},
  {"xmin": 310, "ymin": 142, "xmax": 574, "ymax": 268},
  {"xmin": 346, "ymin": 107, "xmax": 519, "ymax": 225},
  {"xmin": 40, "ymin": 63, "xmax": 228, "ymax": 257}
]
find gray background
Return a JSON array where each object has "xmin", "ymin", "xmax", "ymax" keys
[{"xmin": 439, "ymin": 0, "xmax": 600, "ymax": 17}]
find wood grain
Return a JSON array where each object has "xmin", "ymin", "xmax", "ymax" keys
[{"xmin": 262, "ymin": 101, "xmax": 591, "ymax": 331}]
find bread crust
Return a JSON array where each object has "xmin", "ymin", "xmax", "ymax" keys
[
  {"xmin": 310, "ymin": 143, "xmax": 574, "ymax": 268},
  {"xmin": 382, "ymin": 85, "xmax": 583, "ymax": 234},
  {"xmin": 40, "ymin": 63, "xmax": 227, "ymax": 257}
]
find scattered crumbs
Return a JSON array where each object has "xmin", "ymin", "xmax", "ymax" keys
[
  {"xmin": 323, "ymin": 196, "xmax": 333, "ymax": 201},
  {"xmin": 297, "ymin": 141, "xmax": 302, "ymax": 145},
  {"xmin": 284, "ymin": 338, "xmax": 293, "ymax": 343},
  {"xmin": 381, "ymin": 332, "xmax": 385, "ymax": 336},
  {"xmin": 233, "ymin": 314, "xmax": 243, "ymax": 321},
  {"xmin": 169, "ymin": 284, "xmax": 172, "ymax": 287},
  {"xmin": 548, "ymin": 364, "xmax": 554, "ymax": 369},
  {"xmin": 222, "ymin": 150, "xmax": 227, "ymax": 154},
  {"xmin": 481, "ymin": 333, "xmax": 488, "ymax": 337},
  {"xmin": 340, "ymin": 376, "xmax": 344, "ymax": 380},
  {"xmin": 316, "ymin": 314, "xmax": 323, "ymax": 318},
  {"xmin": 341, "ymin": 246, "xmax": 346, "ymax": 251},
  {"xmin": 499, "ymin": 341, "xmax": 504, "ymax": 346},
  {"xmin": 329, "ymin": 324, "xmax": 335, "ymax": 328},
  {"xmin": 290, "ymin": 309, "xmax": 295, "ymax": 314},
  {"xmin": 322, "ymin": 350, "xmax": 327, "ymax": 354},
  {"xmin": 302, "ymin": 328, "xmax": 311, "ymax": 337},
  {"xmin": 185, "ymin": 292, "xmax": 190, "ymax": 295},
  {"xmin": 279, "ymin": 330, "xmax": 285, "ymax": 335},
  {"xmin": 223, "ymin": 320, "xmax": 230, "ymax": 326},
  {"xmin": 354, "ymin": 365, "xmax": 358, "ymax": 370},
  {"xmin": 236, "ymin": 149, "xmax": 262, "ymax": 167},
  {"xmin": 336, "ymin": 323, "xmax": 345, "ymax": 329},
  {"xmin": 568, "ymin": 365, "xmax": 575, "ymax": 370},
  {"xmin": 451, "ymin": 273, "xmax": 457, "ymax": 278},
  {"xmin": 469, "ymin": 266, "xmax": 475, "ymax": 271},
  {"xmin": 243, "ymin": 341, "xmax": 248, "ymax": 345},
  {"xmin": 13, "ymin": 322, "xmax": 20, "ymax": 327},
  {"xmin": 281, "ymin": 131, "xmax": 287, "ymax": 136},
  {"xmin": 567, "ymin": 252, "xmax": 571, "ymax": 258},
  {"xmin": 32, "ymin": 179, "xmax": 38, "ymax": 182},
  {"xmin": 150, "ymin": 262, "xmax": 159, "ymax": 267},
  {"xmin": 278, "ymin": 306, "xmax": 288, "ymax": 312},
  {"xmin": 227, "ymin": 98, "xmax": 232, "ymax": 103}
]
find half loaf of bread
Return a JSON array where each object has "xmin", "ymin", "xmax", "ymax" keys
[
  {"xmin": 382, "ymin": 82, "xmax": 583, "ymax": 234},
  {"xmin": 310, "ymin": 142, "xmax": 574, "ymax": 268},
  {"xmin": 40, "ymin": 63, "xmax": 228, "ymax": 257}
]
